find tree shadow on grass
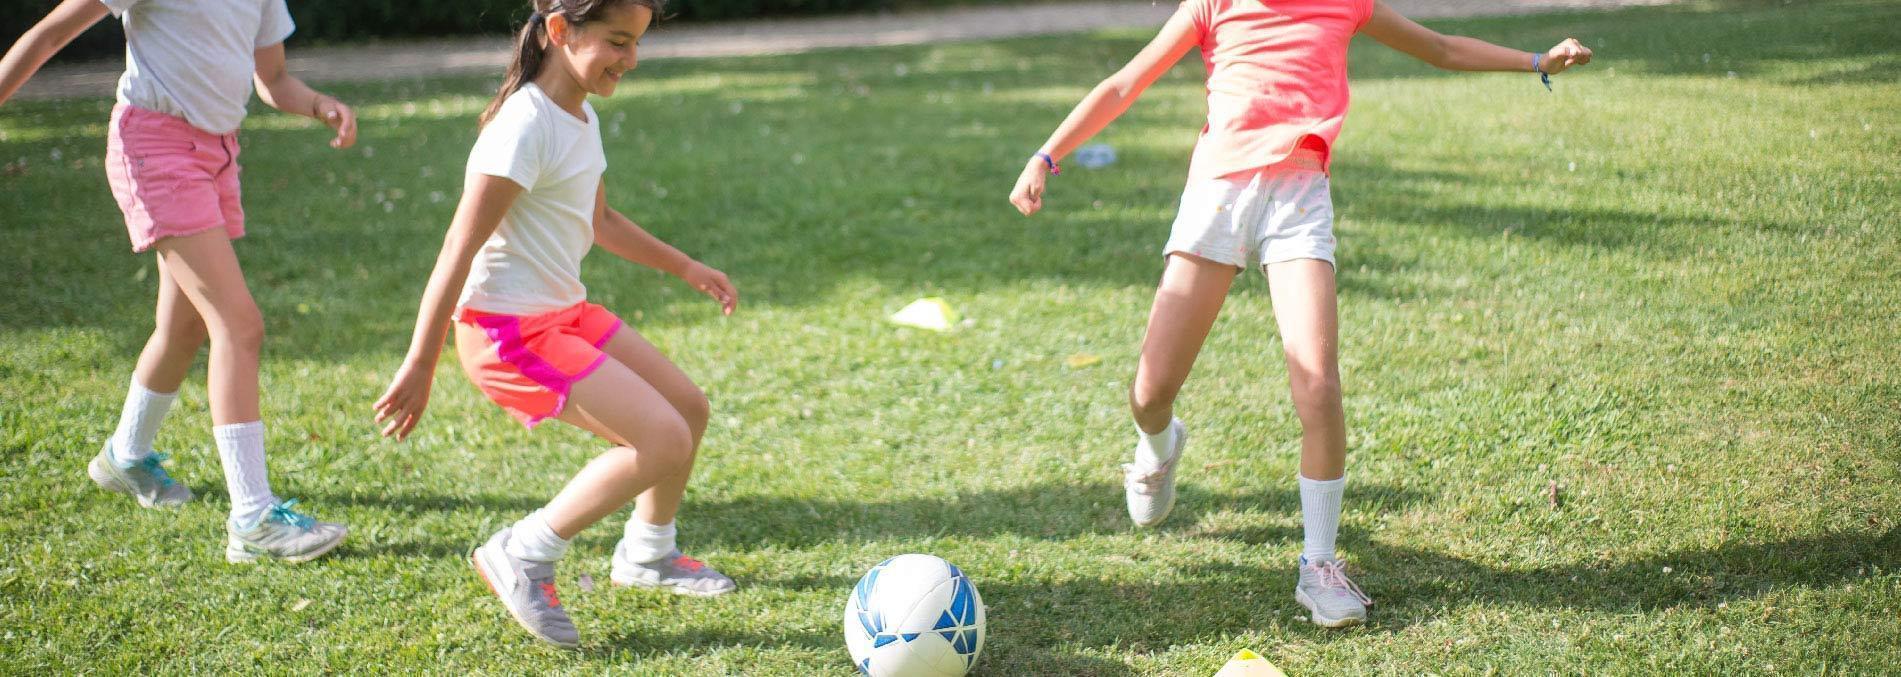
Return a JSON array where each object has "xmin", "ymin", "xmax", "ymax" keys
[
  {"xmin": 740, "ymin": 525, "xmax": 1899, "ymax": 656},
  {"xmin": 305, "ymin": 479, "xmax": 1427, "ymax": 558}
]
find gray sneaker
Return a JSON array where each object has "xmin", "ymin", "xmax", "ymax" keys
[
  {"xmin": 610, "ymin": 544, "xmax": 736, "ymax": 597},
  {"xmin": 1295, "ymin": 556, "xmax": 1372, "ymax": 628},
  {"xmin": 472, "ymin": 528, "xmax": 580, "ymax": 648},
  {"xmin": 225, "ymin": 499, "xmax": 348, "ymax": 564},
  {"xmin": 1122, "ymin": 418, "xmax": 1186, "ymax": 527},
  {"xmin": 89, "ymin": 443, "xmax": 193, "ymax": 508}
]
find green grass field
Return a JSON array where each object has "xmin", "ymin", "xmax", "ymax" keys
[{"xmin": 2, "ymin": 0, "xmax": 1897, "ymax": 673}]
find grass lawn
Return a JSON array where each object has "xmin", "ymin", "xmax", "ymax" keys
[{"xmin": 2, "ymin": 0, "xmax": 1897, "ymax": 673}]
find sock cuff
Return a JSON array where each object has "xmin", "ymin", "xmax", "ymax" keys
[
  {"xmin": 629, "ymin": 520, "xmax": 677, "ymax": 538},
  {"xmin": 213, "ymin": 421, "xmax": 264, "ymax": 443},
  {"xmin": 1298, "ymin": 473, "xmax": 1347, "ymax": 489},
  {"xmin": 132, "ymin": 378, "xmax": 180, "ymax": 400}
]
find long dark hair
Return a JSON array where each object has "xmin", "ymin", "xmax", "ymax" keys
[{"xmin": 479, "ymin": 0, "xmax": 665, "ymax": 128}]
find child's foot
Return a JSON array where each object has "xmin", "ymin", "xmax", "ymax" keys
[
  {"xmin": 1122, "ymin": 418, "xmax": 1186, "ymax": 527},
  {"xmin": 88, "ymin": 443, "xmax": 193, "ymax": 508},
  {"xmin": 225, "ymin": 499, "xmax": 348, "ymax": 564},
  {"xmin": 610, "ymin": 544, "xmax": 736, "ymax": 597},
  {"xmin": 472, "ymin": 528, "xmax": 580, "ymax": 648},
  {"xmin": 1294, "ymin": 556, "xmax": 1371, "ymax": 628}
]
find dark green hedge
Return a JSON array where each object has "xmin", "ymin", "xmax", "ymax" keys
[{"xmin": 6, "ymin": 0, "xmax": 950, "ymax": 63}]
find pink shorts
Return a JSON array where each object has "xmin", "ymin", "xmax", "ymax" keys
[
  {"xmin": 104, "ymin": 104, "xmax": 244, "ymax": 253},
  {"xmin": 453, "ymin": 302, "xmax": 625, "ymax": 428}
]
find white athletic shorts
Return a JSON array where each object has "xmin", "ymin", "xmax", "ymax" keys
[{"xmin": 1164, "ymin": 156, "xmax": 1335, "ymax": 272}]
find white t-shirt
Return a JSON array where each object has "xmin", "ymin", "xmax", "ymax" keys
[
  {"xmin": 102, "ymin": 0, "xmax": 295, "ymax": 135},
  {"xmin": 458, "ymin": 84, "xmax": 607, "ymax": 316}
]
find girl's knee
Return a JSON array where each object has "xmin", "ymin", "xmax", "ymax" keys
[
  {"xmin": 1289, "ymin": 369, "xmax": 1342, "ymax": 408},
  {"xmin": 1129, "ymin": 381, "xmax": 1179, "ymax": 416},
  {"xmin": 213, "ymin": 306, "xmax": 266, "ymax": 352},
  {"xmin": 677, "ymin": 387, "xmax": 710, "ymax": 437}
]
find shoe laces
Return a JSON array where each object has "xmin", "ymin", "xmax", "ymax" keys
[
  {"xmin": 135, "ymin": 453, "xmax": 177, "ymax": 487},
  {"xmin": 264, "ymin": 499, "xmax": 316, "ymax": 530},
  {"xmin": 1311, "ymin": 559, "xmax": 1373, "ymax": 606},
  {"xmin": 673, "ymin": 555, "xmax": 706, "ymax": 573},
  {"xmin": 539, "ymin": 581, "xmax": 563, "ymax": 608},
  {"xmin": 1121, "ymin": 458, "xmax": 1175, "ymax": 495}
]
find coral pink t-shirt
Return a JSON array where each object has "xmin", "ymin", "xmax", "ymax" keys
[{"xmin": 1184, "ymin": 0, "xmax": 1375, "ymax": 180}]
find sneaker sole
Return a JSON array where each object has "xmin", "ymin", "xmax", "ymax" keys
[
  {"xmin": 1295, "ymin": 587, "xmax": 1366, "ymax": 629},
  {"xmin": 608, "ymin": 571, "xmax": 736, "ymax": 597},
  {"xmin": 225, "ymin": 528, "xmax": 348, "ymax": 564},
  {"xmin": 472, "ymin": 546, "xmax": 580, "ymax": 649}
]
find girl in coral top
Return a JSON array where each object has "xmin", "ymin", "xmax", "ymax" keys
[{"xmin": 1008, "ymin": 0, "xmax": 1591, "ymax": 627}]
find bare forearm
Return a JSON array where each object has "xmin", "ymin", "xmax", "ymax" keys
[
  {"xmin": 596, "ymin": 209, "xmax": 692, "ymax": 276},
  {"xmin": 255, "ymin": 74, "xmax": 327, "ymax": 119},
  {"xmin": 1036, "ymin": 79, "xmax": 1142, "ymax": 161},
  {"xmin": 0, "ymin": 1, "xmax": 104, "ymax": 106},
  {"xmin": 1435, "ymin": 35, "xmax": 1537, "ymax": 72},
  {"xmin": 401, "ymin": 233, "xmax": 481, "ymax": 367}
]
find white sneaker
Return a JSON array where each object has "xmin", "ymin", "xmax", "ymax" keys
[
  {"xmin": 1121, "ymin": 418, "xmax": 1186, "ymax": 527},
  {"xmin": 1294, "ymin": 556, "xmax": 1371, "ymax": 628},
  {"xmin": 88, "ymin": 443, "xmax": 192, "ymax": 508},
  {"xmin": 225, "ymin": 499, "xmax": 348, "ymax": 564}
]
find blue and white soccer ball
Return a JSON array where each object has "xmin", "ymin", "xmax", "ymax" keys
[{"xmin": 843, "ymin": 554, "xmax": 986, "ymax": 676}]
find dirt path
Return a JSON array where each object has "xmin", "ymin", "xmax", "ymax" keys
[{"xmin": 13, "ymin": 0, "xmax": 1665, "ymax": 100}]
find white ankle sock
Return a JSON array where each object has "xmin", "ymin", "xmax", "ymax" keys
[
  {"xmin": 1134, "ymin": 419, "xmax": 1178, "ymax": 468},
  {"xmin": 212, "ymin": 421, "xmax": 279, "ymax": 527},
  {"xmin": 1299, "ymin": 474, "xmax": 1347, "ymax": 562},
  {"xmin": 621, "ymin": 519, "xmax": 677, "ymax": 563},
  {"xmin": 507, "ymin": 512, "xmax": 571, "ymax": 562},
  {"xmin": 109, "ymin": 378, "xmax": 177, "ymax": 465}
]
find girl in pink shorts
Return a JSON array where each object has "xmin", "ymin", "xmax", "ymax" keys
[
  {"xmin": 0, "ymin": 0, "xmax": 361, "ymax": 563},
  {"xmin": 1008, "ymin": 0, "xmax": 1592, "ymax": 628},
  {"xmin": 373, "ymin": 0, "xmax": 741, "ymax": 649}
]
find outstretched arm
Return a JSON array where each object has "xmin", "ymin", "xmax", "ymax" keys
[
  {"xmin": 1362, "ymin": 1, "xmax": 1591, "ymax": 74},
  {"xmin": 253, "ymin": 42, "xmax": 357, "ymax": 148},
  {"xmin": 0, "ymin": 0, "xmax": 109, "ymax": 106},
  {"xmin": 372, "ymin": 173, "xmax": 520, "ymax": 440},
  {"xmin": 1009, "ymin": 5, "xmax": 1202, "ymax": 216},
  {"xmin": 592, "ymin": 182, "xmax": 737, "ymax": 315}
]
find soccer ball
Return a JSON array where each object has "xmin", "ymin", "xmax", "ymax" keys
[{"xmin": 843, "ymin": 554, "xmax": 986, "ymax": 676}]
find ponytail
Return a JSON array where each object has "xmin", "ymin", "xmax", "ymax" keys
[
  {"xmin": 479, "ymin": 9, "xmax": 551, "ymax": 128},
  {"xmin": 478, "ymin": 0, "xmax": 666, "ymax": 128}
]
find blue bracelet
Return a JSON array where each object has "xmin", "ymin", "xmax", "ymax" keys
[
  {"xmin": 1035, "ymin": 152, "xmax": 1061, "ymax": 176},
  {"xmin": 1533, "ymin": 53, "xmax": 1552, "ymax": 91}
]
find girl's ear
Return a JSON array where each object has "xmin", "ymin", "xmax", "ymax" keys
[{"xmin": 546, "ymin": 13, "xmax": 572, "ymax": 47}]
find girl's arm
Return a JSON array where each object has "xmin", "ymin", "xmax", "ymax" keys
[
  {"xmin": 372, "ymin": 174, "xmax": 521, "ymax": 440},
  {"xmin": 253, "ymin": 43, "xmax": 358, "ymax": 149},
  {"xmin": 1009, "ymin": 6, "xmax": 1202, "ymax": 216},
  {"xmin": 0, "ymin": 0, "xmax": 109, "ymax": 106},
  {"xmin": 591, "ymin": 182, "xmax": 737, "ymax": 315},
  {"xmin": 1362, "ymin": 1, "xmax": 1592, "ymax": 74}
]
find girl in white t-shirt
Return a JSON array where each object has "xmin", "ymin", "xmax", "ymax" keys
[
  {"xmin": 373, "ymin": 0, "xmax": 740, "ymax": 648},
  {"xmin": 0, "ymin": 0, "xmax": 359, "ymax": 563}
]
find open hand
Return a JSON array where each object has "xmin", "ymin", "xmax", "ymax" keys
[
  {"xmin": 372, "ymin": 361, "xmax": 433, "ymax": 441},
  {"xmin": 1541, "ymin": 38, "xmax": 1593, "ymax": 75},
  {"xmin": 682, "ymin": 260, "xmax": 738, "ymax": 316}
]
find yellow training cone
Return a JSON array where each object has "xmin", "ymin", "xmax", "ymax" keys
[
  {"xmin": 1212, "ymin": 649, "xmax": 1286, "ymax": 677},
  {"xmin": 889, "ymin": 297, "xmax": 958, "ymax": 331}
]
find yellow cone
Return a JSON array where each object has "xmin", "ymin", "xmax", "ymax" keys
[
  {"xmin": 1212, "ymin": 649, "xmax": 1286, "ymax": 677},
  {"xmin": 889, "ymin": 297, "xmax": 958, "ymax": 331}
]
